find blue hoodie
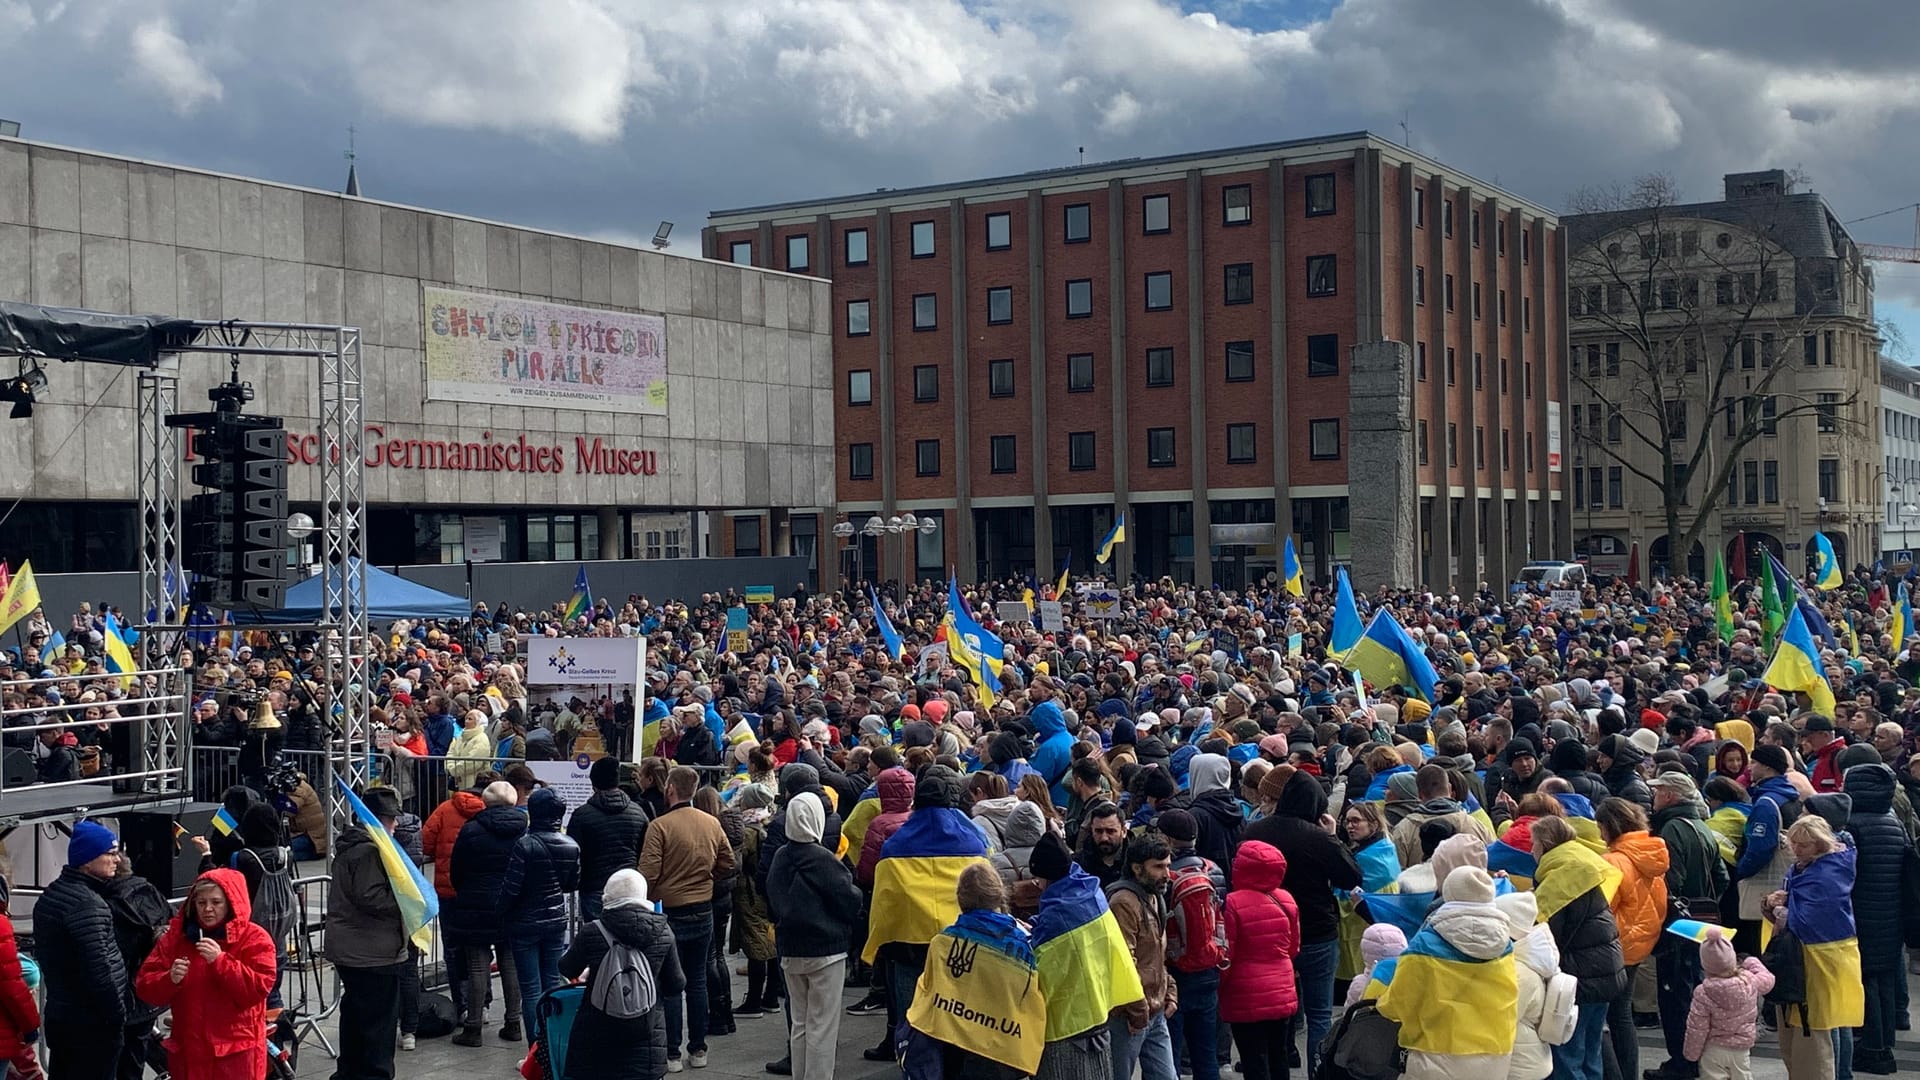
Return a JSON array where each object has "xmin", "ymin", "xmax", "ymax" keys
[
  {"xmin": 1734, "ymin": 774, "xmax": 1800, "ymax": 882},
  {"xmin": 1028, "ymin": 700, "xmax": 1075, "ymax": 805}
]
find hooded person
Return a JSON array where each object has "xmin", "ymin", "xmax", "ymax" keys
[
  {"xmin": 1344, "ymin": 923, "xmax": 1408, "ymax": 1006},
  {"xmin": 856, "ymin": 766, "xmax": 917, "ymax": 886},
  {"xmin": 757, "ymin": 764, "xmax": 844, "ymax": 899},
  {"xmin": 569, "ymin": 755, "xmax": 652, "ymax": 920},
  {"xmin": 1182, "ymin": 753, "xmax": 1243, "ymax": 874},
  {"xmin": 558, "ymin": 869, "xmax": 686, "ymax": 1080},
  {"xmin": 988, "ymin": 800, "xmax": 1049, "ymax": 905},
  {"xmin": 1841, "ymin": 763, "xmax": 1907, "ymax": 1073},
  {"xmin": 1219, "ymin": 840, "xmax": 1302, "ymax": 1080},
  {"xmin": 1492, "ymin": 891, "xmax": 1574, "ymax": 1080},
  {"xmin": 500, "ymin": 787, "xmax": 582, "ymax": 1040},
  {"xmin": 1377, "ymin": 867, "xmax": 1518, "ymax": 1080},
  {"xmin": 134, "ymin": 868, "xmax": 278, "ymax": 1080},
  {"xmin": 990, "ymin": 731, "xmax": 1039, "ymax": 788},
  {"xmin": 1027, "ymin": 680, "xmax": 1078, "ymax": 803},
  {"xmin": 1544, "ymin": 741, "xmax": 1610, "ymax": 804},
  {"xmin": 1596, "ymin": 735, "xmax": 1652, "ymax": 812},
  {"xmin": 448, "ymin": 782, "xmax": 530, "ymax": 1044},
  {"xmin": 765, "ymin": 794, "xmax": 864, "ymax": 1080},
  {"xmin": 1026, "ymin": 831, "xmax": 1145, "ymax": 1080},
  {"xmin": 1388, "ymin": 765, "xmax": 1495, "ymax": 869}
]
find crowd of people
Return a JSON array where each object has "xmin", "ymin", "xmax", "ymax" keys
[{"xmin": 0, "ymin": 561, "xmax": 1917, "ymax": 1080}]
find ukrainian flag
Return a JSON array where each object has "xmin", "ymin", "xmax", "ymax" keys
[
  {"xmin": 1347, "ymin": 609, "xmax": 1439, "ymax": 701},
  {"xmin": 944, "ymin": 612, "xmax": 1000, "ymax": 709},
  {"xmin": 1095, "ymin": 514, "xmax": 1125, "ymax": 565},
  {"xmin": 1332, "ymin": 566, "xmax": 1363, "ymax": 655},
  {"xmin": 562, "ymin": 565, "xmax": 592, "ymax": 623},
  {"xmin": 1282, "ymin": 536, "xmax": 1304, "ymax": 597},
  {"xmin": 1549, "ymin": 792, "xmax": 1608, "ymax": 852},
  {"xmin": 1487, "ymin": 838, "xmax": 1538, "ymax": 890},
  {"xmin": 1893, "ymin": 584, "xmax": 1913, "ymax": 655},
  {"xmin": 870, "ymin": 587, "xmax": 906, "ymax": 661},
  {"xmin": 1055, "ymin": 552, "xmax": 1071, "ymax": 598},
  {"xmin": 641, "ymin": 695, "xmax": 669, "ymax": 757},
  {"xmin": 1763, "ymin": 604, "xmax": 1836, "ymax": 719},
  {"xmin": 1027, "ymin": 866, "xmax": 1144, "ymax": 1040},
  {"xmin": 1377, "ymin": 917, "xmax": 1517, "ymax": 1058},
  {"xmin": 102, "ymin": 611, "xmax": 139, "ymax": 689},
  {"xmin": 1782, "ymin": 847, "xmax": 1863, "ymax": 1031},
  {"xmin": 1359, "ymin": 889, "xmax": 1437, "ymax": 938},
  {"xmin": 1664, "ymin": 919, "xmax": 1720, "ymax": 944},
  {"xmin": 907, "ymin": 910, "xmax": 1047, "ymax": 1075},
  {"xmin": 863, "ymin": 807, "xmax": 989, "ymax": 964},
  {"xmin": 1532, "ymin": 834, "xmax": 1622, "ymax": 921},
  {"xmin": 334, "ymin": 776, "xmax": 439, "ymax": 950},
  {"xmin": 1811, "ymin": 533, "xmax": 1843, "ymax": 590},
  {"xmin": 210, "ymin": 805, "xmax": 240, "ymax": 837},
  {"xmin": 947, "ymin": 576, "xmax": 1004, "ymax": 662}
]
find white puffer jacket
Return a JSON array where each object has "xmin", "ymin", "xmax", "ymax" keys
[{"xmin": 1495, "ymin": 891, "xmax": 1575, "ymax": 1080}]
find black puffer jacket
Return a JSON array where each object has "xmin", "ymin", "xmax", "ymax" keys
[
  {"xmin": 1842, "ymin": 763, "xmax": 1910, "ymax": 973},
  {"xmin": 559, "ymin": 906, "xmax": 685, "ymax": 1080},
  {"xmin": 106, "ymin": 871, "xmax": 174, "ymax": 1023},
  {"xmin": 1238, "ymin": 770, "xmax": 1362, "ymax": 944},
  {"xmin": 765, "ymin": 836, "xmax": 864, "ymax": 958},
  {"xmin": 34, "ymin": 865, "xmax": 129, "ymax": 1026},
  {"xmin": 447, "ymin": 804, "xmax": 528, "ymax": 945},
  {"xmin": 756, "ymin": 773, "xmax": 844, "ymax": 898},
  {"xmin": 569, "ymin": 788, "xmax": 650, "ymax": 896},
  {"xmin": 1187, "ymin": 789, "xmax": 1244, "ymax": 879},
  {"xmin": 501, "ymin": 790, "xmax": 581, "ymax": 940},
  {"xmin": 1546, "ymin": 883, "xmax": 1627, "ymax": 1004}
]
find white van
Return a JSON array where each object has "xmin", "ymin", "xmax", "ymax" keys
[{"xmin": 1514, "ymin": 561, "xmax": 1587, "ymax": 592}]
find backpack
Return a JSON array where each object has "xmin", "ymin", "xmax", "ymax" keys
[
  {"xmin": 1316, "ymin": 1000, "xmax": 1405, "ymax": 1080},
  {"xmin": 416, "ymin": 991, "xmax": 459, "ymax": 1038},
  {"xmin": 1164, "ymin": 855, "xmax": 1228, "ymax": 974},
  {"xmin": 236, "ymin": 847, "xmax": 299, "ymax": 954},
  {"xmin": 1760, "ymin": 925, "xmax": 1810, "ymax": 1036},
  {"xmin": 589, "ymin": 922, "xmax": 658, "ymax": 1020},
  {"xmin": 1537, "ymin": 971, "xmax": 1579, "ymax": 1047}
]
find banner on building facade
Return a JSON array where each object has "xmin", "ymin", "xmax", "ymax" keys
[{"xmin": 424, "ymin": 286, "xmax": 668, "ymax": 414}]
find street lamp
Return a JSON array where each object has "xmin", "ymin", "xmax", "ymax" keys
[{"xmin": 832, "ymin": 520, "xmax": 856, "ymax": 585}]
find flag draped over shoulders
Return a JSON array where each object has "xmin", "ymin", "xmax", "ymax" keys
[
  {"xmin": 864, "ymin": 809, "xmax": 989, "ymax": 963},
  {"xmin": 1532, "ymin": 838, "xmax": 1622, "ymax": 921},
  {"xmin": 1377, "ymin": 914, "xmax": 1517, "ymax": 1057},
  {"xmin": 1028, "ymin": 867, "xmax": 1144, "ymax": 1041},
  {"xmin": 908, "ymin": 909, "xmax": 1047, "ymax": 1075}
]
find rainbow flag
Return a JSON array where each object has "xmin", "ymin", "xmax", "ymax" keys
[
  {"xmin": 1028, "ymin": 866, "xmax": 1145, "ymax": 1041},
  {"xmin": 335, "ymin": 776, "xmax": 439, "ymax": 950},
  {"xmin": 562, "ymin": 565, "xmax": 592, "ymax": 623},
  {"xmin": 863, "ymin": 807, "xmax": 988, "ymax": 964}
]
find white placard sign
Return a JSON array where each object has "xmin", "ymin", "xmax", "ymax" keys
[
  {"xmin": 1035, "ymin": 600, "xmax": 1064, "ymax": 632},
  {"xmin": 463, "ymin": 515, "xmax": 503, "ymax": 562},
  {"xmin": 1083, "ymin": 588, "xmax": 1122, "ymax": 619},
  {"xmin": 996, "ymin": 601, "xmax": 1032, "ymax": 624},
  {"xmin": 526, "ymin": 757, "xmax": 596, "ymax": 826},
  {"xmin": 1549, "ymin": 589, "xmax": 1582, "ymax": 611},
  {"xmin": 527, "ymin": 636, "xmax": 644, "ymax": 685},
  {"xmin": 916, "ymin": 641, "xmax": 948, "ymax": 676}
]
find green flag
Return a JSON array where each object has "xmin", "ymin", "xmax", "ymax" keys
[
  {"xmin": 1760, "ymin": 551, "xmax": 1786, "ymax": 647},
  {"xmin": 1712, "ymin": 552, "xmax": 1735, "ymax": 644}
]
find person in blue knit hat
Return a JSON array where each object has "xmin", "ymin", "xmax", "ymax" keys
[{"xmin": 34, "ymin": 820, "xmax": 129, "ymax": 1080}]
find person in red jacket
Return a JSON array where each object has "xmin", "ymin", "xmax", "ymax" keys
[
  {"xmin": 1220, "ymin": 840, "xmax": 1301, "ymax": 1080},
  {"xmin": 0, "ymin": 874, "xmax": 42, "ymax": 1080},
  {"xmin": 855, "ymin": 767, "xmax": 916, "ymax": 886},
  {"xmin": 422, "ymin": 779, "xmax": 491, "ymax": 1022},
  {"xmin": 134, "ymin": 868, "xmax": 277, "ymax": 1080},
  {"xmin": 1798, "ymin": 716, "xmax": 1846, "ymax": 792}
]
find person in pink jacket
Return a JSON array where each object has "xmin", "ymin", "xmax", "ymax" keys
[
  {"xmin": 1683, "ymin": 927, "xmax": 1775, "ymax": 1080},
  {"xmin": 1220, "ymin": 840, "xmax": 1301, "ymax": 1080}
]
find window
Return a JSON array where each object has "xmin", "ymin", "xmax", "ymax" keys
[
  {"xmin": 1606, "ymin": 342, "xmax": 1620, "ymax": 375},
  {"xmin": 1665, "ymin": 400, "xmax": 1688, "ymax": 441},
  {"xmin": 1523, "ymin": 296, "xmax": 1531, "ymax": 330},
  {"xmin": 786, "ymin": 234, "xmax": 810, "ymax": 272},
  {"xmin": 915, "ymin": 439, "xmax": 941, "ymax": 476},
  {"xmin": 1310, "ymin": 419, "xmax": 1340, "ymax": 460},
  {"xmin": 967, "ymin": 360, "xmax": 1007, "ymax": 403},
  {"xmin": 1743, "ymin": 460, "xmax": 1760, "ymax": 506},
  {"xmin": 1764, "ymin": 460, "xmax": 1779, "ymax": 503},
  {"xmin": 1759, "ymin": 270, "xmax": 1778, "ymax": 302},
  {"xmin": 915, "ymin": 511, "xmax": 943, "ymax": 576},
  {"xmin": 1143, "ymin": 194, "xmax": 1170, "ymax": 235},
  {"xmin": 1502, "ymin": 430, "xmax": 1511, "ymax": 470},
  {"xmin": 1290, "ymin": 332, "xmax": 1334, "ymax": 378},
  {"xmin": 1445, "ymin": 273, "xmax": 1455, "ymax": 311},
  {"xmin": 1716, "ymin": 274, "xmax": 1734, "ymax": 305},
  {"xmin": 1223, "ymin": 184, "xmax": 1252, "ymax": 226},
  {"xmin": 846, "ymin": 299, "xmax": 871, "ymax": 336},
  {"xmin": 1608, "ymin": 467, "xmax": 1623, "ymax": 508},
  {"xmin": 1064, "ymin": 203, "xmax": 1091, "ymax": 243},
  {"xmin": 1145, "ymin": 271, "xmax": 1173, "ymax": 311},
  {"xmin": 1818, "ymin": 458, "xmax": 1839, "ymax": 502},
  {"xmin": 913, "ymin": 293, "xmax": 937, "ymax": 330},
  {"xmin": 1526, "ymin": 361, "xmax": 1534, "ymax": 398},
  {"xmin": 987, "ymin": 286, "xmax": 1013, "ymax": 325},
  {"xmin": 1305, "ymin": 173, "xmax": 1335, "ymax": 217},
  {"xmin": 849, "ymin": 442, "xmax": 874, "ymax": 480},
  {"xmin": 1443, "ymin": 199, "xmax": 1453, "ymax": 237},
  {"xmin": 1069, "ymin": 431, "xmax": 1096, "ymax": 471},
  {"xmin": 1226, "ymin": 340, "xmax": 1255, "ymax": 382},
  {"xmin": 985, "ymin": 212, "xmax": 1011, "ymax": 251},
  {"xmin": 1306, "ymin": 255, "xmax": 1337, "ymax": 297},
  {"xmin": 1761, "ymin": 332, "xmax": 1775, "ymax": 367},
  {"xmin": 848, "ymin": 369, "xmax": 872, "ymax": 406},
  {"xmin": 1500, "ymin": 358, "xmax": 1509, "ymax": 395},
  {"xmin": 1416, "ymin": 341, "xmax": 1428, "ymax": 381},
  {"xmin": 990, "ymin": 435, "xmax": 1016, "ymax": 474},
  {"xmin": 1740, "ymin": 337, "xmax": 1755, "ymax": 369},
  {"xmin": 1573, "ymin": 469, "xmax": 1584, "ymax": 508},
  {"xmin": 1414, "ymin": 189, "xmax": 1426, "ymax": 227},
  {"xmin": 1417, "ymin": 420, "xmax": 1429, "ymax": 464},
  {"xmin": 1147, "ymin": 427, "xmax": 1176, "ymax": 467},
  {"xmin": 1472, "ymin": 208, "xmax": 1484, "ymax": 248},
  {"xmin": 1803, "ymin": 333, "xmax": 1818, "ymax": 366},
  {"xmin": 734, "ymin": 516, "xmax": 762, "ymax": 557},
  {"xmin": 911, "ymin": 220, "xmax": 935, "ymax": 258},
  {"xmin": 913, "ymin": 365, "xmax": 940, "ymax": 403},
  {"xmin": 1066, "ymin": 279, "xmax": 1093, "ymax": 318},
  {"xmin": 1475, "ymin": 426, "xmax": 1485, "ymax": 469},
  {"xmin": 1446, "ymin": 347, "xmax": 1456, "ymax": 386},
  {"xmin": 1824, "ymin": 330, "xmax": 1835, "ymax": 366},
  {"xmin": 1607, "ymin": 404, "xmax": 1622, "ymax": 443},
  {"xmin": 1414, "ymin": 266, "xmax": 1426, "ymax": 305},
  {"xmin": 1067, "ymin": 352, "xmax": 1094, "ymax": 393},
  {"xmin": 845, "ymin": 228, "xmax": 869, "ymax": 266},
  {"xmin": 1224, "ymin": 263, "xmax": 1254, "ymax": 305},
  {"xmin": 1499, "ymin": 288, "xmax": 1508, "ymax": 326},
  {"xmin": 1474, "ymin": 351, "xmax": 1483, "ymax": 389},
  {"xmin": 1498, "ymin": 222, "xmax": 1507, "ymax": 256},
  {"xmin": 729, "ymin": 240, "xmax": 752, "ymax": 265},
  {"xmin": 1227, "ymin": 423, "xmax": 1256, "ymax": 464},
  {"xmin": 1146, "ymin": 347, "xmax": 1174, "ymax": 387},
  {"xmin": 1472, "ymin": 282, "xmax": 1482, "ymax": 319},
  {"xmin": 1447, "ymin": 422, "xmax": 1458, "ymax": 466},
  {"xmin": 1817, "ymin": 392, "xmax": 1839, "ymax": 433}
]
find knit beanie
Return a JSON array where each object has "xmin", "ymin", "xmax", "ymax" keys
[
  {"xmin": 1441, "ymin": 865, "xmax": 1497, "ymax": 904},
  {"xmin": 1029, "ymin": 830, "xmax": 1073, "ymax": 883},
  {"xmin": 1156, "ymin": 808, "xmax": 1198, "ymax": 844},
  {"xmin": 1752, "ymin": 745, "xmax": 1792, "ymax": 775},
  {"xmin": 1699, "ymin": 926, "xmax": 1737, "ymax": 977},
  {"xmin": 1401, "ymin": 699, "xmax": 1432, "ymax": 724},
  {"xmin": 68, "ymin": 820, "xmax": 116, "ymax": 867}
]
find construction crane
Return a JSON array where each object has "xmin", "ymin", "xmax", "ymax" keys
[{"xmin": 1853, "ymin": 203, "xmax": 1920, "ymax": 264}]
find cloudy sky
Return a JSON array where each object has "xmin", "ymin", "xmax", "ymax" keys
[{"xmin": 3, "ymin": 0, "xmax": 1917, "ymax": 351}]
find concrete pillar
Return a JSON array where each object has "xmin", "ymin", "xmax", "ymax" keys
[
  {"xmin": 1108, "ymin": 178, "xmax": 1133, "ymax": 578},
  {"xmin": 1186, "ymin": 169, "xmax": 1210, "ymax": 585},
  {"xmin": 597, "ymin": 506, "xmax": 621, "ymax": 559},
  {"xmin": 1028, "ymin": 191, "xmax": 1054, "ymax": 577},
  {"xmin": 1424, "ymin": 177, "xmax": 1454, "ymax": 590},
  {"xmin": 1454, "ymin": 185, "xmax": 1482, "ymax": 594},
  {"xmin": 1349, "ymin": 341, "xmax": 1419, "ymax": 589},
  {"xmin": 1269, "ymin": 159, "xmax": 1294, "ymax": 553},
  {"xmin": 1553, "ymin": 225, "xmax": 1575, "ymax": 559},
  {"xmin": 950, "ymin": 197, "xmax": 976, "ymax": 578},
  {"xmin": 769, "ymin": 507, "xmax": 791, "ymax": 556}
]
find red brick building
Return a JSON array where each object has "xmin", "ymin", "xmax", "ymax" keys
[{"xmin": 706, "ymin": 132, "xmax": 1572, "ymax": 590}]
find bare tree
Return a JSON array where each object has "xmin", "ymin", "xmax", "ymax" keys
[{"xmin": 1565, "ymin": 174, "xmax": 1858, "ymax": 573}]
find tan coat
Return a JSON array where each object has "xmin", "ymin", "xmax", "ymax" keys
[{"xmin": 639, "ymin": 803, "xmax": 737, "ymax": 910}]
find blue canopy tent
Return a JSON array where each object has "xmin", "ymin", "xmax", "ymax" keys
[{"xmin": 253, "ymin": 559, "xmax": 469, "ymax": 624}]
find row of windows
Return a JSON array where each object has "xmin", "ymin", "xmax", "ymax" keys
[
  {"xmin": 1569, "ymin": 272, "xmax": 1779, "ymax": 317},
  {"xmin": 843, "ymin": 334, "xmax": 1344, "ymax": 404},
  {"xmin": 1412, "ymin": 270, "xmax": 1532, "ymax": 329},
  {"xmin": 1412, "ymin": 190, "xmax": 1534, "ymax": 264},
  {"xmin": 1411, "ymin": 341, "xmax": 1538, "ymax": 398},
  {"xmin": 1412, "ymin": 420, "xmax": 1538, "ymax": 474},
  {"xmin": 841, "ymin": 257, "xmax": 1336, "ymax": 336},
  {"xmin": 1724, "ymin": 460, "xmax": 1784, "ymax": 507},
  {"xmin": 843, "ymin": 419, "xmax": 1340, "ymax": 479},
  {"xmin": 728, "ymin": 177, "xmax": 1339, "ymax": 271}
]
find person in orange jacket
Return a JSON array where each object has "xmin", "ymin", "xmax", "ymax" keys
[
  {"xmin": 1597, "ymin": 797, "xmax": 1669, "ymax": 1080},
  {"xmin": 134, "ymin": 869, "xmax": 278, "ymax": 1080}
]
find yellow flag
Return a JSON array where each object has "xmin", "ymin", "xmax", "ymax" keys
[{"xmin": 0, "ymin": 561, "xmax": 41, "ymax": 636}]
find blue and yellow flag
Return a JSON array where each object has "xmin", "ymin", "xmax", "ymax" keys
[
  {"xmin": 1763, "ymin": 603, "xmax": 1836, "ymax": 719},
  {"xmin": 1664, "ymin": 919, "xmax": 1720, "ymax": 944},
  {"xmin": 1769, "ymin": 552, "xmax": 1839, "ymax": 650},
  {"xmin": 863, "ymin": 807, "xmax": 989, "ymax": 964},
  {"xmin": 1377, "ymin": 918, "xmax": 1517, "ymax": 1058},
  {"xmin": 1096, "ymin": 514, "xmax": 1125, "ymax": 565},
  {"xmin": 641, "ymin": 696, "xmax": 669, "ymax": 758},
  {"xmin": 1028, "ymin": 867, "xmax": 1143, "ymax": 1041},
  {"xmin": 1359, "ymin": 889, "xmax": 1436, "ymax": 939},
  {"xmin": 943, "ymin": 612, "xmax": 1001, "ymax": 710},
  {"xmin": 1811, "ymin": 533, "xmax": 1843, "ymax": 590},
  {"xmin": 907, "ymin": 910, "xmax": 1047, "ymax": 1075},
  {"xmin": 1332, "ymin": 566, "xmax": 1363, "ymax": 656},
  {"xmin": 1348, "ymin": 609, "xmax": 1439, "ymax": 701},
  {"xmin": 1054, "ymin": 552, "xmax": 1070, "ymax": 598},
  {"xmin": 1893, "ymin": 583, "xmax": 1914, "ymax": 655},
  {"xmin": 947, "ymin": 575, "xmax": 1004, "ymax": 662},
  {"xmin": 334, "ymin": 776, "xmax": 440, "ymax": 950},
  {"xmin": 102, "ymin": 611, "xmax": 139, "ymax": 689},
  {"xmin": 210, "ymin": 805, "xmax": 239, "ymax": 837},
  {"xmin": 1282, "ymin": 536, "xmax": 1304, "ymax": 597},
  {"xmin": 562, "ymin": 565, "xmax": 592, "ymax": 623},
  {"xmin": 870, "ymin": 587, "xmax": 906, "ymax": 661},
  {"xmin": 1486, "ymin": 838, "xmax": 1538, "ymax": 890},
  {"xmin": 1533, "ymin": 833, "xmax": 1622, "ymax": 921}
]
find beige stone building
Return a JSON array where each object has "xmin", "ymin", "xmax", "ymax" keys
[{"xmin": 1564, "ymin": 170, "xmax": 1879, "ymax": 579}]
